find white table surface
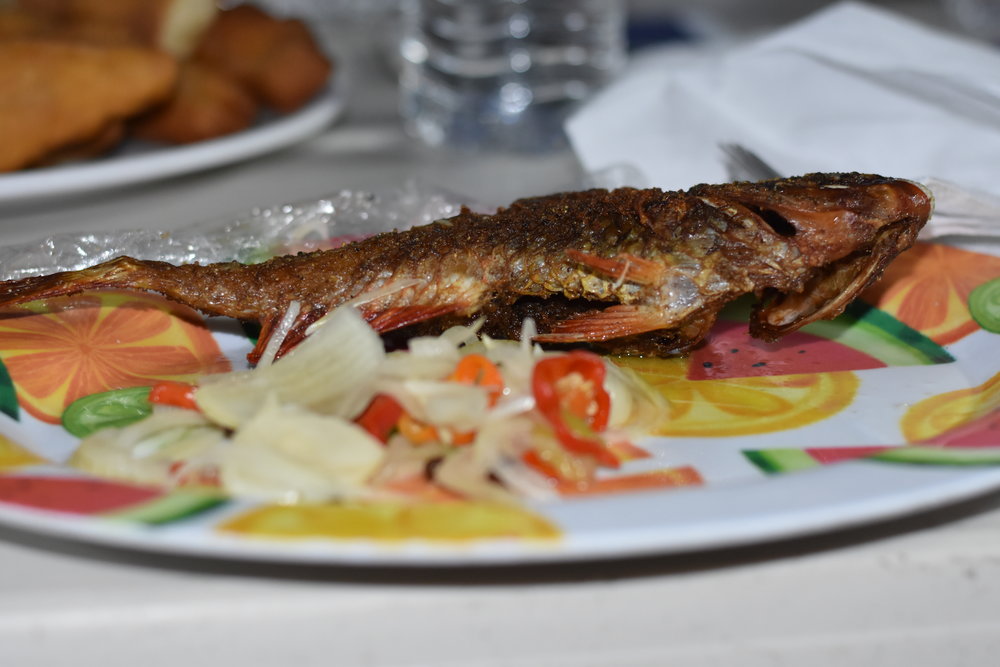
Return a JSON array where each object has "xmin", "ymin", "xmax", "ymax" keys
[{"xmin": 4, "ymin": 4, "xmax": 1000, "ymax": 664}]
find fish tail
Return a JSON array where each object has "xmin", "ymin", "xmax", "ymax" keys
[{"xmin": 0, "ymin": 256, "xmax": 165, "ymax": 308}]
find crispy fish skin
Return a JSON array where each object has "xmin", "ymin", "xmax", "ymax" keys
[{"xmin": 0, "ymin": 173, "xmax": 931, "ymax": 359}]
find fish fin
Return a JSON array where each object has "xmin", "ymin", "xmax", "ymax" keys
[
  {"xmin": 247, "ymin": 315, "xmax": 277, "ymax": 365},
  {"xmin": 247, "ymin": 309, "xmax": 326, "ymax": 364},
  {"xmin": 565, "ymin": 249, "xmax": 666, "ymax": 286},
  {"xmin": 534, "ymin": 305, "xmax": 665, "ymax": 342},
  {"xmin": 363, "ymin": 303, "xmax": 465, "ymax": 333},
  {"xmin": 274, "ymin": 310, "xmax": 328, "ymax": 359}
]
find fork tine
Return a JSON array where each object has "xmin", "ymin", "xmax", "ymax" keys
[{"xmin": 719, "ymin": 143, "xmax": 783, "ymax": 182}]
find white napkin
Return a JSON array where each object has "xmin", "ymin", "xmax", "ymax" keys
[{"xmin": 566, "ymin": 1, "xmax": 1000, "ymax": 204}]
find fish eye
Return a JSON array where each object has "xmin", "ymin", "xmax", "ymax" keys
[{"xmin": 746, "ymin": 205, "xmax": 797, "ymax": 237}]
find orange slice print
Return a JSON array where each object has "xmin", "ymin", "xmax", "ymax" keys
[
  {"xmin": 862, "ymin": 242, "xmax": 1000, "ymax": 345},
  {"xmin": 615, "ymin": 356, "xmax": 858, "ymax": 437},
  {"xmin": 0, "ymin": 291, "xmax": 231, "ymax": 424},
  {"xmin": 219, "ymin": 501, "xmax": 560, "ymax": 541},
  {"xmin": 900, "ymin": 371, "xmax": 1000, "ymax": 443}
]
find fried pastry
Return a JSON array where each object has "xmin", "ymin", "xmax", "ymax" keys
[
  {"xmin": 12, "ymin": 0, "xmax": 216, "ymax": 56},
  {"xmin": 133, "ymin": 61, "xmax": 259, "ymax": 144},
  {"xmin": 0, "ymin": 7, "xmax": 45, "ymax": 39},
  {"xmin": 0, "ymin": 40, "xmax": 178, "ymax": 172},
  {"xmin": 35, "ymin": 121, "xmax": 126, "ymax": 166},
  {"xmin": 195, "ymin": 4, "xmax": 332, "ymax": 112}
]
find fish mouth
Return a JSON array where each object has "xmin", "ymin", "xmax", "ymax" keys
[
  {"xmin": 909, "ymin": 178, "xmax": 936, "ymax": 218},
  {"xmin": 749, "ymin": 221, "xmax": 921, "ymax": 340}
]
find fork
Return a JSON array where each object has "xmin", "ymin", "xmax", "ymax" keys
[
  {"xmin": 719, "ymin": 142, "xmax": 782, "ymax": 182},
  {"xmin": 718, "ymin": 142, "xmax": 1000, "ymax": 241}
]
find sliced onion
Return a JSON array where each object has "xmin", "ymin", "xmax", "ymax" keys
[
  {"xmin": 380, "ymin": 350, "xmax": 456, "ymax": 381},
  {"xmin": 468, "ymin": 415, "xmax": 558, "ymax": 501},
  {"xmin": 379, "ymin": 379, "xmax": 491, "ymax": 431},
  {"xmin": 432, "ymin": 447, "xmax": 517, "ymax": 505},
  {"xmin": 197, "ymin": 306, "xmax": 385, "ymax": 429},
  {"xmin": 471, "ymin": 413, "xmax": 533, "ymax": 469},
  {"xmin": 407, "ymin": 335, "xmax": 461, "ymax": 359},
  {"xmin": 603, "ymin": 362, "xmax": 669, "ymax": 434},
  {"xmin": 380, "ymin": 323, "xmax": 481, "ymax": 381},
  {"xmin": 439, "ymin": 321, "xmax": 483, "ymax": 347},
  {"xmin": 368, "ymin": 436, "xmax": 449, "ymax": 490},
  {"xmin": 70, "ymin": 406, "xmax": 225, "ymax": 486},
  {"xmin": 221, "ymin": 397, "xmax": 385, "ymax": 502},
  {"xmin": 491, "ymin": 457, "xmax": 559, "ymax": 502},
  {"xmin": 256, "ymin": 300, "xmax": 301, "ymax": 368}
]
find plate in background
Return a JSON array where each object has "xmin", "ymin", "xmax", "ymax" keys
[{"xmin": 0, "ymin": 75, "xmax": 347, "ymax": 204}]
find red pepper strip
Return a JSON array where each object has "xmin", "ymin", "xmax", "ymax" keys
[
  {"xmin": 148, "ymin": 381, "xmax": 199, "ymax": 411},
  {"xmin": 168, "ymin": 461, "xmax": 221, "ymax": 487},
  {"xmin": 355, "ymin": 394, "xmax": 404, "ymax": 444},
  {"xmin": 397, "ymin": 412, "xmax": 439, "ymax": 445},
  {"xmin": 531, "ymin": 351, "xmax": 617, "ymax": 468},
  {"xmin": 449, "ymin": 353, "xmax": 505, "ymax": 406},
  {"xmin": 398, "ymin": 413, "xmax": 476, "ymax": 446},
  {"xmin": 522, "ymin": 450, "xmax": 564, "ymax": 481}
]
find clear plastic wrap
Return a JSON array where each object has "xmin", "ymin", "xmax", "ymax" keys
[{"xmin": 0, "ymin": 183, "xmax": 464, "ymax": 280}]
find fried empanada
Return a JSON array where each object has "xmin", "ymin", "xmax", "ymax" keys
[
  {"xmin": 133, "ymin": 61, "xmax": 259, "ymax": 144},
  {"xmin": 12, "ymin": 0, "xmax": 216, "ymax": 56},
  {"xmin": 35, "ymin": 121, "xmax": 125, "ymax": 166},
  {"xmin": 0, "ymin": 40, "xmax": 178, "ymax": 172},
  {"xmin": 195, "ymin": 4, "xmax": 332, "ymax": 112}
]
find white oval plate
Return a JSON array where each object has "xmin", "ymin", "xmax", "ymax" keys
[{"xmin": 0, "ymin": 227, "xmax": 997, "ymax": 567}]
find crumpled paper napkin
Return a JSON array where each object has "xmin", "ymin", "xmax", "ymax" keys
[{"xmin": 566, "ymin": 0, "xmax": 1000, "ymax": 220}]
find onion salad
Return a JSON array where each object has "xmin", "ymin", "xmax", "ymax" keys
[{"xmin": 69, "ymin": 304, "xmax": 668, "ymax": 505}]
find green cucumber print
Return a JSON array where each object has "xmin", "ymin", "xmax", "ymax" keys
[
  {"xmin": 870, "ymin": 446, "xmax": 1000, "ymax": 466},
  {"xmin": 969, "ymin": 278, "xmax": 1000, "ymax": 333},
  {"xmin": 107, "ymin": 489, "xmax": 228, "ymax": 525},
  {"xmin": 743, "ymin": 449, "xmax": 819, "ymax": 474}
]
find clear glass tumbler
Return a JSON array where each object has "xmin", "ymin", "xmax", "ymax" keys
[{"xmin": 398, "ymin": 0, "xmax": 626, "ymax": 153}]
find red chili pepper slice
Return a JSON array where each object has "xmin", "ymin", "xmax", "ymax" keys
[
  {"xmin": 355, "ymin": 394, "xmax": 404, "ymax": 444},
  {"xmin": 521, "ymin": 450, "xmax": 564, "ymax": 480},
  {"xmin": 148, "ymin": 381, "xmax": 199, "ymax": 411},
  {"xmin": 531, "ymin": 350, "xmax": 617, "ymax": 468}
]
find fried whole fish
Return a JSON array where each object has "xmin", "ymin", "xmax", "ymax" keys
[{"xmin": 0, "ymin": 173, "xmax": 931, "ymax": 360}]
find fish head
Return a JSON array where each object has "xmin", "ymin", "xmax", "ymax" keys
[
  {"xmin": 693, "ymin": 172, "xmax": 931, "ymax": 260},
  {"xmin": 693, "ymin": 173, "xmax": 933, "ymax": 340}
]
